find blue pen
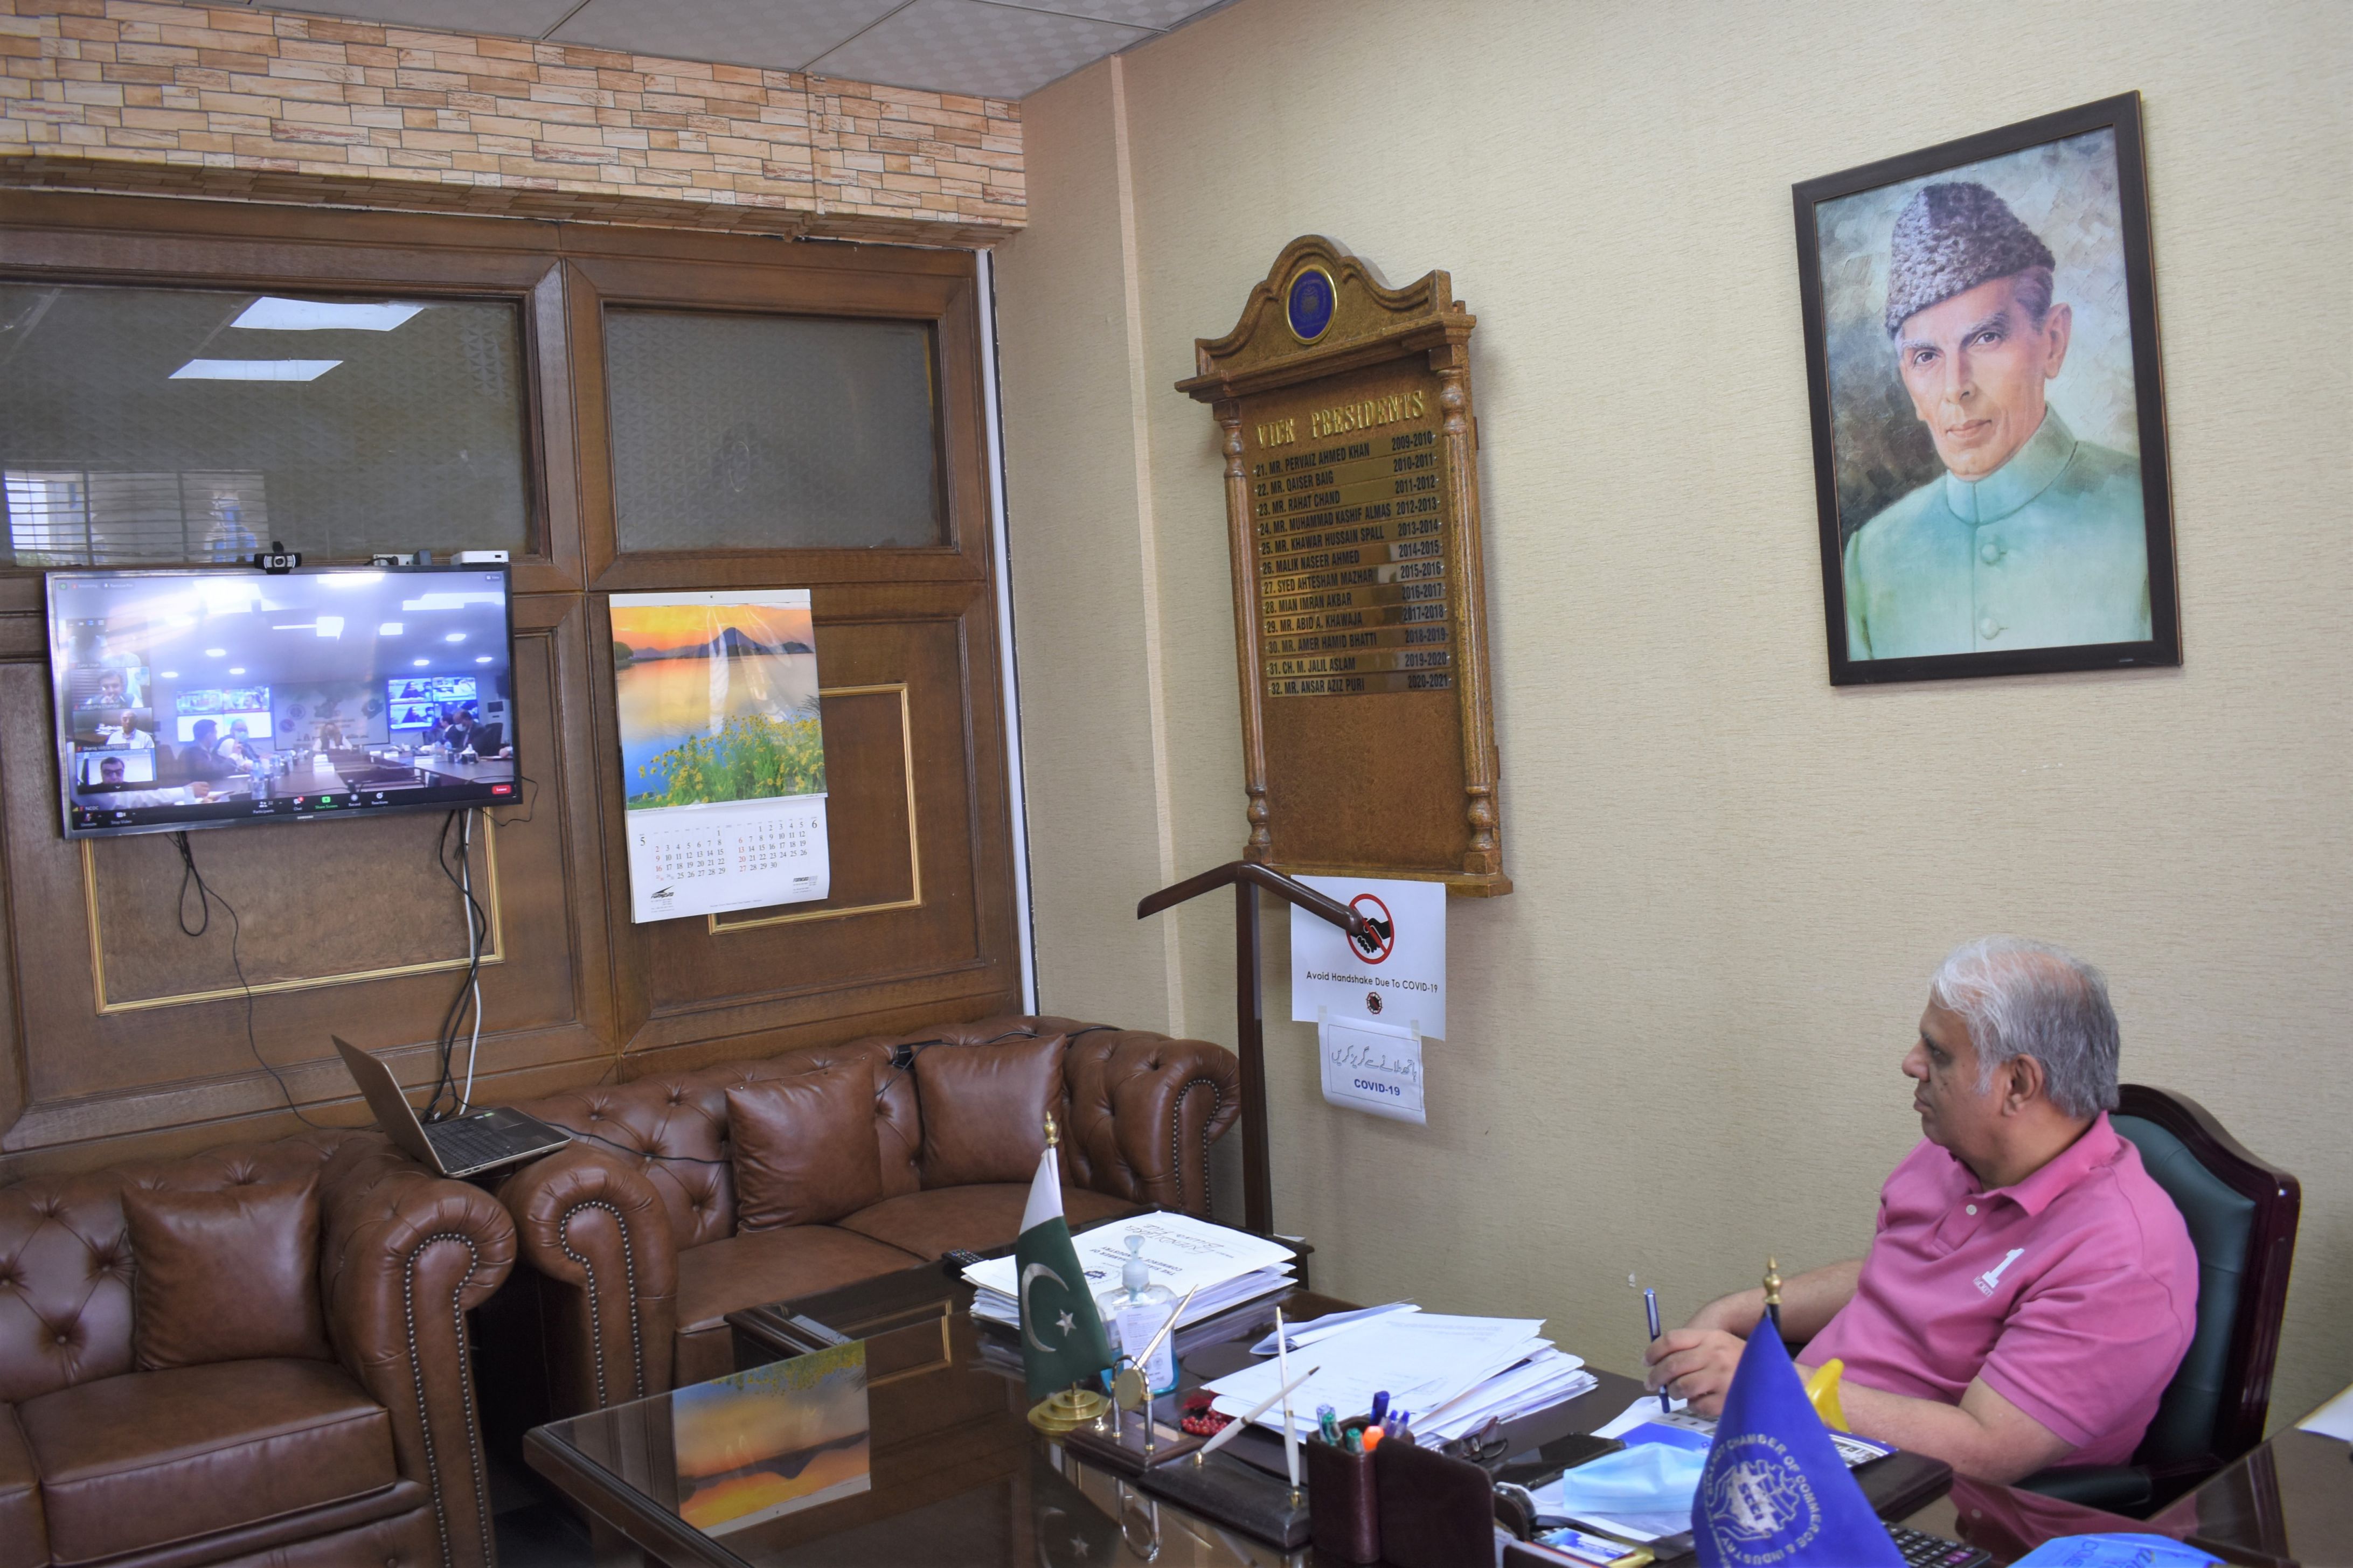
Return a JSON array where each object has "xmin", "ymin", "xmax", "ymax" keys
[
  {"xmin": 1643, "ymin": 1287, "xmax": 1668, "ymax": 1412},
  {"xmin": 1369, "ymin": 1390, "xmax": 1390, "ymax": 1427}
]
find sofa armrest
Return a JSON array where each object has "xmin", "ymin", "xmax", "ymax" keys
[
  {"xmin": 1065, "ymin": 1029, "xmax": 1243, "ymax": 1216},
  {"xmin": 496, "ymin": 1143, "xmax": 678, "ymax": 1416},
  {"xmin": 316, "ymin": 1138, "xmax": 515, "ymax": 1568}
]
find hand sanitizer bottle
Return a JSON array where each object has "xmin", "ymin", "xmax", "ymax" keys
[{"xmin": 1096, "ymin": 1234, "xmax": 1179, "ymax": 1396}]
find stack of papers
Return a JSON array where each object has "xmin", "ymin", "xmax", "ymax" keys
[
  {"xmin": 1203, "ymin": 1309, "xmax": 1596, "ymax": 1444},
  {"xmin": 1595, "ymin": 1397, "xmax": 1892, "ymax": 1470},
  {"xmin": 963, "ymin": 1212, "xmax": 1296, "ymax": 1332}
]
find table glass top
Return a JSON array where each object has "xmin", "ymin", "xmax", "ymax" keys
[{"xmin": 531, "ymin": 1276, "xmax": 1340, "ymax": 1566}]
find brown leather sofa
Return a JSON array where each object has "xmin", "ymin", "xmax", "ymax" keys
[
  {"xmin": 0, "ymin": 1131, "xmax": 513, "ymax": 1568},
  {"xmin": 491, "ymin": 1015, "xmax": 1240, "ymax": 1414}
]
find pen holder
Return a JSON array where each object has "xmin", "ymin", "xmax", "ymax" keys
[
  {"xmin": 1304, "ymin": 1428, "xmax": 1379, "ymax": 1563},
  {"xmin": 1375, "ymin": 1436, "xmax": 1500, "ymax": 1568}
]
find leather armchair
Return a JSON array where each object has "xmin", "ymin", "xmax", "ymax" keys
[
  {"xmin": 0, "ymin": 1131, "xmax": 514, "ymax": 1568},
  {"xmin": 491, "ymin": 1014, "xmax": 1240, "ymax": 1417}
]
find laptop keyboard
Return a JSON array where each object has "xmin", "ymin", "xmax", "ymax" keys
[{"xmin": 427, "ymin": 1114, "xmax": 545, "ymax": 1170}]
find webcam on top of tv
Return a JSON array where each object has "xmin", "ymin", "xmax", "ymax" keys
[{"xmin": 253, "ymin": 542, "xmax": 301, "ymax": 574}]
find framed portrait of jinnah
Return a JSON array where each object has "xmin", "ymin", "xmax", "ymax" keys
[{"xmin": 1795, "ymin": 94, "xmax": 2181, "ymax": 685}]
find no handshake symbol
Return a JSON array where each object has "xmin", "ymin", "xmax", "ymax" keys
[{"xmin": 1348, "ymin": 893, "xmax": 1396, "ymax": 965}]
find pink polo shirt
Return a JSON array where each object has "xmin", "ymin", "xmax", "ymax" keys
[{"xmin": 1804, "ymin": 1114, "xmax": 2197, "ymax": 1466}]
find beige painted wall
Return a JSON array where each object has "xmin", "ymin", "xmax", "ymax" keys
[{"xmin": 996, "ymin": 0, "xmax": 2352, "ymax": 1430}]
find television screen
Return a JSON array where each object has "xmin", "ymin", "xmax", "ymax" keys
[{"xmin": 47, "ymin": 565, "xmax": 518, "ymax": 838}]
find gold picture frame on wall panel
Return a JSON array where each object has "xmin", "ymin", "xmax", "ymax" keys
[
  {"xmin": 84, "ymin": 817, "xmax": 505, "ymax": 1014},
  {"xmin": 1177, "ymin": 236, "xmax": 1509, "ymax": 896},
  {"xmin": 709, "ymin": 684, "xmax": 921, "ymax": 934}
]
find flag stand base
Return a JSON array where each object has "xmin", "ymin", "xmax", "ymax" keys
[{"xmin": 1029, "ymin": 1386, "xmax": 1113, "ymax": 1434}]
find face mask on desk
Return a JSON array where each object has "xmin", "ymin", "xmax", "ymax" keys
[{"xmin": 1546, "ymin": 1443, "xmax": 1706, "ymax": 1516}]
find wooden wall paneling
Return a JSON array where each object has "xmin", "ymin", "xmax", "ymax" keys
[
  {"xmin": 642, "ymin": 605, "xmax": 990, "ymax": 1009},
  {"xmin": 565, "ymin": 249, "xmax": 990, "ymax": 595},
  {"xmin": 708, "ymin": 682, "xmax": 920, "ymax": 933},
  {"xmin": 0, "ymin": 190, "xmax": 1037, "ymax": 1167},
  {"xmin": 598, "ymin": 587, "xmax": 1023, "ymax": 1074},
  {"xmin": 0, "ymin": 192, "xmax": 580, "ymax": 601},
  {"xmin": 0, "ymin": 596, "xmax": 617, "ymax": 1173},
  {"xmin": 582, "ymin": 591, "xmax": 650, "ymax": 1055}
]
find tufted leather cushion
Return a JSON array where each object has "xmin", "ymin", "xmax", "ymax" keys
[
  {"xmin": 17, "ymin": 1356, "xmax": 398, "ymax": 1564},
  {"xmin": 510, "ymin": 1038, "xmax": 923, "ymax": 1251},
  {"xmin": 126, "ymin": 1176, "xmax": 330, "ymax": 1371},
  {"xmin": 838, "ymin": 1184, "xmax": 1140, "ymax": 1263},
  {"xmin": 913, "ymin": 1033, "xmax": 1068, "ymax": 1188},
  {"xmin": 728, "ymin": 1063, "xmax": 886, "ymax": 1231},
  {"xmin": 0, "ymin": 1133, "xmax": 349, "ymax": 1407}
]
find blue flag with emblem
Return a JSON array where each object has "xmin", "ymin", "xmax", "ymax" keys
[{"xmin": 1694, "ymin": 1320, "xmax": 1901, "ymax": 1566}]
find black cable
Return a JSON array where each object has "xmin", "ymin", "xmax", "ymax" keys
[
  {"xmin": 172, "ymin": 832, "xmax": 324, "ymax": 1127},
  {"xmin": 422, "ymin": 809, "xmax": 491, "ymax": 1123},
  {"xmin": 567, "ymin": 1127, "xmax": 731, "ymax": 1166},
  {"xmin": 488, "ymin": 772, "xmax": 540, "ymax": 828}
]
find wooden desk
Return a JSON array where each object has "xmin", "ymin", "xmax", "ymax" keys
[
  {"xmin": 525, "ymin": 1263, "xmax": 2321, "ymax": 1567},
  {"xmin": 2142, "ymin": 1427, "xmax": 2353, "ymax": 1567}
]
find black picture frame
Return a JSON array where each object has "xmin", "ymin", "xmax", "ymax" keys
[{"xmin": 1795, "ymin": 93, "xmax": 2180, "ymax": 686}]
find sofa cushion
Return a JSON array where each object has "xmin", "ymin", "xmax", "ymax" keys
[
  {"xmin": 17, "ymin": 1357, "xmax": 397, "ymax": 1565},
  {"xmin": 727, "ymin": 1064, "xmax": 885, "ymax": 1231},
  {"xmin": 838, "ymin": 1184, "xmax": 1141, "ymax": 1263},
  {"xmin": 123, "ymin": 1177, "xmax": 329, "ymax": 1371},
  {"xmin": 913, "ymin": 1035, "xmax": 1067, "ymax": 1188},
  {"xmin": 673, "ymin": 1226, "xmax": 924, "ymax": 1386},
  {"xmin": 0, "ymin": 1404, "xmax": 44, "ymax": 1568}
]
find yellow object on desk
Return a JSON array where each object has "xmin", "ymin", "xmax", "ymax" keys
[{"xmin": 1803, "ymin": 1357, "xmax": 1850, "ymax": 1432}]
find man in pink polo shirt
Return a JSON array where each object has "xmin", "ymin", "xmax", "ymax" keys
[{"xmin": 1645, "ymin": 937, "xmax": 2197, "ymax": 1483}]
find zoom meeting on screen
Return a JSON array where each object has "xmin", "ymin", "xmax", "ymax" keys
[{"xmin": 51, "ymin": 568, "xmax": 517, "ymax": 837}]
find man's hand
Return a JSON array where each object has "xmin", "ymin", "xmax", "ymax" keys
[{"xmin": 1643, "ymin": 1328, "xmax": 1745, "ymax": 1417}]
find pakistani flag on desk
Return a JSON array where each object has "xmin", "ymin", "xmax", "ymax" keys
[
  {"xmin": 1014, "ymin": 1142, "xmax": 1113, "ymax": 1401},
  {"xmin": 1694, "ymin": 1316, "xmax": 1901, "ymax": 1566}
]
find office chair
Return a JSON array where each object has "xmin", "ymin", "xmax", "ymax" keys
[{"xmin": 2017, "ymin": 1083, "xmax": 2301, "ymax": 1516}]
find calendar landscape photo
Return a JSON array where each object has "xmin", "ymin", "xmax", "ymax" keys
[
  {"xmin": 610, "ymin": 589, "xmax": 834, "ymax": 924},
  {"xmin": 610, "ymin": 599, "xmax": 825, "ymax": 810}
]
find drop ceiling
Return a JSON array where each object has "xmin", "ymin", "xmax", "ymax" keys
[{"xmin": 254, "ymin": 0, "xmax": 1233, "ymax": 101}]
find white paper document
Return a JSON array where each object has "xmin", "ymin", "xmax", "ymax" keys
[
  {"xmin": 1594, "ymin": 1395, "xmax": 1689, "ymax": 1438},
  {"xmin": 963, "ymin": 1212, "xmax": 1295, "ymax": 1328},
  {"xmin": 1320, "ymin": 1015, "xmax": 1426, "ymax": 1124},
  {"xmin": 1290, "ymin": 874, "xmax": 1447, "ymax": 1037},
  {"xmin": 1251, "ymin": 1302, "xmax": 1418, "ymax": 1355},
  {"xmin": 2297, "ymin": 1379, "xmax": 2353, "ymax": 1441},
  {"xmin": 1205, "ymin": 1312, "xmax": 1575, "ymax": 1442}
]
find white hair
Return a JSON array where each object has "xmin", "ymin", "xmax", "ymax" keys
[{"xmin": 1929, "ymin": 937, "xmax": 2120, "ymax": 1118}]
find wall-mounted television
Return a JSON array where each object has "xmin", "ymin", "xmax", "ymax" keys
[{"xmin": 47, "ymin": 565, "xmax": 518, "ymax": 838}]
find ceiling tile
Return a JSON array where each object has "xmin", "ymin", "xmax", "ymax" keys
[
  {"xmin": 1014, "ymin": 0, "xmax": 1219, "ymax": 29},
  {"xmin": 265, "ymin": 0, "xmax": 582, "ymax": 39},
  {"xmin": 807, "ymin": 0, "xmax": 1151, "ymax": 100},
  {"xmin": 551, "ymin": 0, "xmax": 904, "ymax": 70}
]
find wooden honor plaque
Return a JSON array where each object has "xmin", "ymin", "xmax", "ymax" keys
[{"xmin": 1178, "ymin": 236, "xmax": 1508, "ymax": 895}]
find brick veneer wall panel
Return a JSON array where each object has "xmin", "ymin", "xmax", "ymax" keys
[{"xmin": 0, "ymin": 0, "xmax": 1024, "ymax": 245}]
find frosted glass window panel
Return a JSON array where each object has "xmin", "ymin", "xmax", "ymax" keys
[
  {"xmin": 0, "ymin": 284, "xmax": 529, "ymax": 568},
  {"xmin": 605, "ymin": 309, "xmax": 946, "ymax": 552}
]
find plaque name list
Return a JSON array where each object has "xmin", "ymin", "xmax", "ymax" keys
[{"xmin": 1178, "ymin": 236, "xmax": 1508, "ymax": 894}]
